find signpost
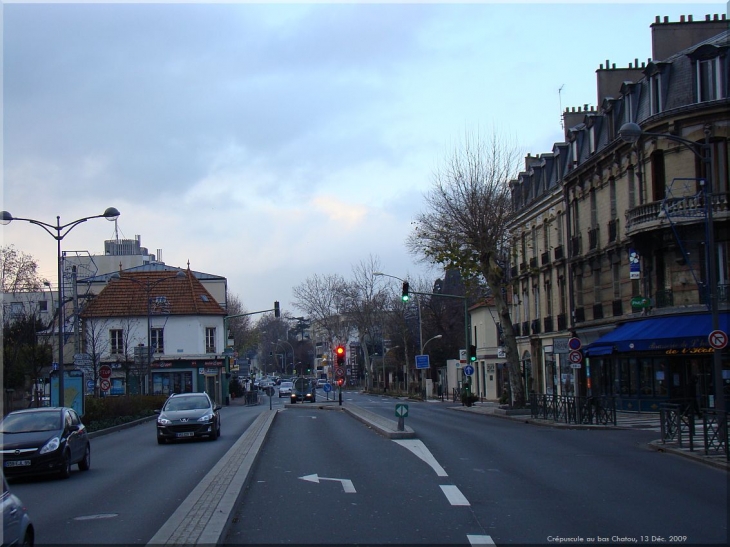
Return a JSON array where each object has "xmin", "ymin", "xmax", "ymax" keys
[
  {"xmin": 708, "ymin": 330, "xmax": 728, "ymax": 350},
  {"xmin": 395, "ymin": 403, "xmax": 408, "ymax": 431},
  {"xmin": 415, "ymin": 355, "xmax": 430, "ymax": 370},
  {"xmin": 553, "ymin": 337, "xmax": 570, "ymax": 354}
]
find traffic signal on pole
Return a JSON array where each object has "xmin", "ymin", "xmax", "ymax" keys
[
  {"xmin": 335, "ymin": 345, "xmax": 346, "ymax": 365},
  {"xmin": 336, "ymin": 378, "xmax": 344, "ymax": 387},
  {"xmin": 401, "ymin": 281, "xmax": 410, "ymax": 302},
  {"xmin": 469, "ymin": 344, "xmax": 477, "ymax": 362},
  {"xmin": 274, "ymin": 301, "xmax": 280, "ymax": 318}
]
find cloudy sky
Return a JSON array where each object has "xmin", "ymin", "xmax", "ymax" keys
[{"xmin": 2, "ymin": 1, "xmax": 723, "ymax": 314}]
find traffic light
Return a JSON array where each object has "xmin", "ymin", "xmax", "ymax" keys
[
  {"xmin": 335, "ymin": 345, "xmax": 346, "ymax": 365},
  {"xmin": 469, "ymin": 344, "xmax": 477, "ymax": 362},
  {"xmin": 274, "ymin": 301, "xmax": 280, "ymax": 318},
  {"xmin": 336, "ymin": 378, "xmax": 344, "ymax": 387},
  {"xmin": 401, "ymin": 281, "xmax": 410, "ymax": 302}
]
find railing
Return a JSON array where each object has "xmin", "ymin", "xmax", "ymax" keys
[
  {"xmin": 530, "ymin": 393, "xmax": 617, "ymax": 425},
  {"xmin": 659, "ymin": 401, "xmax": 729, "ymax": 461}
]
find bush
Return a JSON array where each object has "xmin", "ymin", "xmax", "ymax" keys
[{"xmin": 84, "ymin": 395, "xmax": 168, "ymax": 432}]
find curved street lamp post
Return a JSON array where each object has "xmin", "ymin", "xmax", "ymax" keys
[{"xmin": 1, "ymin": 208, "xmax": 120, "ymax": 407}]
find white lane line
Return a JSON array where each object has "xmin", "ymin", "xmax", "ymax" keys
[
  {"xmin": 467, "ymin": 534, "xmax": 495, "ymax": 545},
  {"xmin": 440, "ymin": 484, "xmax": 470, "ymax": 506},
  {"xmin": 393, "ymin": 439, "xmax": 448, "ymax": 477}
]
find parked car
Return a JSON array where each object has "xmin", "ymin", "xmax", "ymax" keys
[
  {"xmin": 2, "ymin": 471, "xmax": 34, "ymax": 546},
  {"xmin": 290, "ymin": 377, "xmax": 316, "ymax": 403},
  {"xmin": 0, "ymin": 407, "xmax": 91, "ymax": 480},
  {"xmin": 278, "ymin": 381, "xmax": 294, "ymax": 398},
  {"xmin": 155, "ymin": 392, "xmax": 221, "ymax": 444}
]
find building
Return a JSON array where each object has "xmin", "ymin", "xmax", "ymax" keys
[{"xmin": 506, "ymin": 14, "xmax": 729, "ymax": 411}]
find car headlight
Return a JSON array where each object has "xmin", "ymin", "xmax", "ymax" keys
[
  {"xmin": 197, "ymin": 413, "xmax": 214, "ymax": 423},
  {"xmin": 40, "ymin": 436, "xmax": 60, "ymax": 455},
  {"xmin": 157, "ymin": 417, "xmax": 172, "ymax": 425}
]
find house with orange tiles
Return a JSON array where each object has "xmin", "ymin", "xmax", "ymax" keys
[{"xmin": 79, "ymin": 269, "xmax": 228, "ymax": 404}]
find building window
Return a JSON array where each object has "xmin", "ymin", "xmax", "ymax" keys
[
  {"xmin": 110, "ymin": 329, "xmax": 123, "ymax": 355},
  {"xmin": 627, "ymin": 166, "xmax": 636, "ymax": 209},
  {"xmin": 613, "ymin": 263, "xmax": 621, "ymax": 299},
  {"xmin": 206, "ymin": 327, "xmax": 216, "ymax": 354},
  {"xmin": 151, "ymin": 328, "xmax": 164, "ymax": 354},
  {"xmin": 651, "ymin": 150, "xmax": 666, "ymax": 201},
  {"xmin": 590, "ymin": 189, "xmax": 598, "ymax": 228},
  {"xmin": 609, "ymin": 178, "xmax": 617, "ymax": 219},
  {"xmin": 531, "ymin": 226, "xmax": 538, "ymax": 260},
  {"xmin": 650, "ymin": 74, "xmax": 662, "ymax": 114},
  {"xmin": 575, "ymin": 273, "xmax": 583, "ymax": 307},
  {"xmin": 593, "ymin": 267, "xmax": 602, "ymax": 304},
  {"xmin": 38, "ymin": 300, "xmax": 48, "ymax": 313},
  {"xmin": 697, "ymin": 57, "xmax": 723, "ymax": 102}
]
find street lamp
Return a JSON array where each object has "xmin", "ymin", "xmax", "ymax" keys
[
  {"xmin": 277, "ymin": 339, "xmax": 295, "ymax": 375},
  {"xmin": 619, "ymin": 122, "xmax": 725, "ymax": 426},
  {"xmin": 108, "ymin": 270, "xmax": 185, "ymax": 394},
  {"xmin": 1, "ymin": 207, "xmax": 120, "ymax": 406},
  {"xmin": 422, "ymin": 334, "xmax": 443, "ymax": 353}
]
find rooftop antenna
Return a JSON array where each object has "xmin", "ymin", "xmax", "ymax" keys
[{"xmin": 558, "ymin": 84, "xmax": 565, "ymax": 129}]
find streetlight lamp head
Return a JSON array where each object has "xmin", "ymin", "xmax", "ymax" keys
[
  {"xmin": 102, "ymin": 207, "xmax": 121, "ymax": 221},
  {"xmin": 618, "ymin": 122, "xmax": 643, "ymax": 144},
  {"xmin": 0, "ymin": 211, "xmax": 13, "ymax": 225},
  {"xmin": 373, "ymin": 272, "xmax": 384, "ymax": 276}
]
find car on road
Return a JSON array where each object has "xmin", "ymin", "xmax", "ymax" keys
[
  {"xmin": 0, "ymin": 407, "xmax": 91, "ymax": 480},
  {"xmin": 2, "ymin": 471, "xmax": 34, "ymax": 546},
  {"xmin": 316, "ymin": 379, "xmax": 328, "ymax": 388},
  {"xmin": 290, "ymin": 377, "xmax": 316, "ymax": 403},
  {"xmin": 155, "ymin": 392, "xmax": 221, "ymax": 444},
  {"xmin": 278, "ymin": 381, "xmax": 294, "ymax": 398}
]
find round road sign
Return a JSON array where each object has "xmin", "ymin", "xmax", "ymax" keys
[
  {"xmin": 568, "ymin": 337, "xmax": 582, "ymax": 351},
  {"xmin": 708, "ymin": 330, "xmax": 728, "ymax": 350},
  {"xmin": 463, "ymin": 365, "xmax": 475, "ymax": 376},
  {"xmin": 100, "ymin": 379, "xmax": 111, "ymax": 391},
  {"xmin": 335, "ymin": 367, "xmax": 345, "ymax": 378},
  {"xmin": 568, "ymin": 350, "xmax": 583, "ymax": 364},
  {"xmin": 99, "ymin": 365, "xmax": 112, "ymax": 379}
]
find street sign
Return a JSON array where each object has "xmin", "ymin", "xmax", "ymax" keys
[
  {"xmin": 323, "ymin": 383, "xmax": 332, "ymax": 393},
  {"xmin": 415, "ymin": 355, "xmax": 430, "ymax": 370},
  {"xmin": 553, "ymin": 337, "xmax": 570, "ymax": 354},
  {"xmin": 708, "ymin": 330, "xmax": 728, "ymax": 350},
  {"xmin": 631, "ymin": 296, "xmax": 651, "ymax": 309},
  {"xmin": 459, "ymin": 349, "xmax": 467, "ymax": 361},
  {"xmin": 395, "ymin": 403, "xmax": 409, "ymax": 418},
  {"xmin": 99, "ymin": 365, "xmax": 112, "ymax": 379},
  {"xmin": 463, "ymin": 364, "xmax": 475, "ymax": 376},
  {"xmin": 570, "ymin": 363, "xmax": 582, "ymax": 369},
  {"xmin": 100, "ymin": 379, "xmax": 111, "ymax": 391},
  {"xmin": 335, "ymin": 367, "xmax": 345, "ymax": 378},
  {"xmin": 568, "ymin": 338, "xmax": 582, "ymax": 351},
  {"xmin": 568, "ymin": 350, "xmax": 583, "ymax": 364},
  {"xmin": 86, "ymin": 380, "xmax": 95, "ymax": 390}
]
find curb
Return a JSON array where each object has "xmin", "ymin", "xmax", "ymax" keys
[{"xmin": 647, "ymin": 440, "xmax": 730, "ymax": 471}]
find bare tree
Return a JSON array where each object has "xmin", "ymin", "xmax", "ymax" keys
[
  {"xmin": 82, "ymin": 316, "xmax": 111, "ymax": 397},
  {"xmin": 407, "ymin": 129, "xmax": 526, "ymax": 406},
  {"xmin": 0, "ymin": 245, "xmax": 47, "ymax": 293},
  {"xmin": 292, "ymin": 273, "xmax": 351, "ymax": 347}
]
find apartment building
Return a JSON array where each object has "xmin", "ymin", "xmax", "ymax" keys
[{"xmin": 506, "ymin": 14, "xmax": 729, "ymax": 411}]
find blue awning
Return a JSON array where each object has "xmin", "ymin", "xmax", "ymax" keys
[{"xmin": 583, "ymin": 313, "xmax": 730, "ymax": 356}]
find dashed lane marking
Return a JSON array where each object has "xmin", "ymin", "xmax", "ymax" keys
[
  {"xmin": 467, "ymin": 534, "xmax": 495, "ymax": 545},
  {"xmin": 440, "ymin": 484, "xmax": 470, "ymax": 506}
]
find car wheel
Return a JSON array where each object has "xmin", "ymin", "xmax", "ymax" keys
[
  {"xmin": 58, "ymin": 450, "xmax": 72, "ymax": 479},
  {"xmin": 21, "ymin": 528, "xmax": 33, "ymax": 547},
  {"xmin": 78, "ymin": 444, "xmax": 91, "ymax": 471}
]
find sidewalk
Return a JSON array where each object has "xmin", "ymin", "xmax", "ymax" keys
[{"xmin": 450, "ymin": 400, "xmax": 729, "ymax": 471}]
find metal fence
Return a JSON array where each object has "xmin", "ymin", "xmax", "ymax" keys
[
  {"xmin": 659, "ymin": 401, "xmax": 729, "ymax": 461},
  {"xmin": 530, "ymin": 393, "xmax": 617, "ymax": 426}
]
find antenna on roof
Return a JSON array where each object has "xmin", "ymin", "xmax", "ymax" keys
[{"xmin": 558, "ymin": 84, "xmax": 565, "ymax": 130}]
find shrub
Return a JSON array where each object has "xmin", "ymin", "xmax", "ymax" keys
[{"xmin": 84, "ymin": 395, "xmax": 167, "ymax": 432}]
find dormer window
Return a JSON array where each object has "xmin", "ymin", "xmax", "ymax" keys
[
  {"xmin": 650, "ymin": 73, "xmax": 662, "ymax": 114},
  {"xmin": 688, "ymin": 43, "xmax": 728, "ymax": 103}
]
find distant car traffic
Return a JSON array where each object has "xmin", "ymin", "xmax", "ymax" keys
[
  {"xmin": 316, "ymin": 379, "xmax": 328, "ymax": 388},
  {"xmin": 2, "ymin": 471, "xmax": 34, "ymax": 546},
  {"xmin": 0, "ymin": 407, "xmax": 91, "ymax": 480},
  {"xmin": 278, "ymin": 381, "xmax": 294, "ymax": 398},
  {"xmin": 155, "ymin": 392, "xmax": 221, "ymax": 444}
]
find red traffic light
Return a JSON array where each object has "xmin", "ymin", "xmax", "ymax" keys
[
  {"xmin": 335, "ymin": 345, "xmax": 346, "ymax": 365},
  {"xmin": 336, "ymin": 378, "xmax": 344, "ymax": 387}
]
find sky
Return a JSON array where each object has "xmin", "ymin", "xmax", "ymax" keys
[{"xmin": 2, "ymin": 1, "xmax": 725, "ymax": 316}]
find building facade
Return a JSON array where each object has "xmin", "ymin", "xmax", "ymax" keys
[{"xmin": 506, "ymin": 14, "xmax": 729, "ymax": 411}]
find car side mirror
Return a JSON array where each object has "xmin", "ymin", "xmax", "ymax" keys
[{"xmin": 214, "ymin": 405, "xmax": 222, "ymax": 412}]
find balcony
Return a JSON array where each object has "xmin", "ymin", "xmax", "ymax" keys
[
  {"xmin": 593, "ymin": 303, "xmax": 604, "ymax": 320},
  {"xmin": 557, "ymin": 313, "xmax": 567, "ymax": 331},
  {"xmin": 543, "ymin": 316, "xmax": 554, "ymax": 332},
  {"xmin": 588, "ymin": 227, "xmax": 599, "ymax": 251},
  {"xmin": 625, "ymin": 192, "xmax": 729, "ymax": 237},
  {"xmin": 570, "ymin": 236, "xmax": 581, "ymax": 257},
  {"xmin": 612, "ymin": 299, "xmax": 623, "ymax": 316},
  {"xmin": 531, "ymin": 319, "xmax": 541, "ymax": 335},
  {"xmin": 541, "ymin": 251, "xmax": 551, "ymax": 266},
  {"xmin": 554, "ymin": 245, "xmax": 564, "ymax": 261},
  {"xmin": 574, "ymin": 307, "xmax": 585, "ymax": 323},
  {"xmin": 655, "ymin": 289, "xmax": 674, "ymax": 308}
]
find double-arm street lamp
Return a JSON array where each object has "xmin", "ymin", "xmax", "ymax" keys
[
  {"xmin": 277, "ymin": 339, "xmax": 295, "ymax": 375},
  {"xmin": 1, "ymin": 207, "xmax": 121, "ymax": 406},
  {"xmin": 618, "ymin": 122, "xmax": 725, "ymax": 429}
]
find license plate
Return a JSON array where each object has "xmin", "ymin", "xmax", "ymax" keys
[
  {"xmin": 4, "ymin": 460, "xmax": 31, "ymax": 467},
  {"xmin": 176, "ymin": 432, "xmax": 194, "ymax": 438}
]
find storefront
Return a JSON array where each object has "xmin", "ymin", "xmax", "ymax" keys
[
  {"xmin": 584, "ymin": 313, "xmax": 729, "ymax": 411},
  {"xmin": 151, "ymin": 358, "xmax": 225, "ymax": 404}
]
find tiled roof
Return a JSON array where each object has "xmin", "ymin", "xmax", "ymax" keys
[{"xmin": 80, "ymin": 270, "xmax": 226, "ymax": 318}]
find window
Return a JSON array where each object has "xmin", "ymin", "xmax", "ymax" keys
[
  {"xmin": 613, "ymin": 263, "xmax": 621, "ymax": 299},
  {"xmin": 609, "ymin": 178, "xmax": 617, "ymax": 219},
  {"xmin": 627, "ymin": 166, "xmax": 636, "ymax": 209},
  {"xmin": 38, "ymin": 300, "xmax": 48, "ymax": 312},
  {"xmin": 110, "ymin": 329, "xmax": 124, "ymax": 355},
  {"xmin": 205, "ymin": 327, "xmax": 216, "ymax": 353},
  {"xmin": 531, "ymin": 226, "xmax": 538, "ymax": 259},
  {"xmin": 697, "ymin": 57, "xmax": 722, "ymax": 102},
  {"xmin": 651, "ymin": 150, "xmax": 666, "ymax": 201},
  {"xmin": 10, "ymin": 302, "xmax": 23, "ymax": 317},
  {"xmin": 650, "ymin": 74, "xmax": 662, "ymax": 114},
  {"xmin": 590, "ymin": 189, "xmax": 598, "ymax": 228},
  {"xmin": 575, "ymin": 272, "xmax": 584, "ymax": 307},
  {"xmin": 151, "ymin": 328, "xmax": 164, "ymax": 354},
  {"xmin": 593, "ymin": 267, "xmax": 602, "ymax": 304}
]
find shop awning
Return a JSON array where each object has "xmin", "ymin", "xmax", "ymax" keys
[{"xmin": 583, "ymin": 313, "xmax": 730, "ymax": 356}]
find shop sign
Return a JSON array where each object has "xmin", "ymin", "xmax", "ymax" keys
[{"xmin": 631, "ymin": 296, "xmax": 651, "ymax": 309}]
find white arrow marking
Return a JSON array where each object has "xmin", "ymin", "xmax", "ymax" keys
[
  {"xmin": 299, "ymin": 474, "xmax": 356, "ymax": 493},
  {"xmin": 393, "ymin": 439, "xmax": 448, "ymax": 477}
]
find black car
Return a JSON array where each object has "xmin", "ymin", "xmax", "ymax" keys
[
  {"xmin": 0, "ymin": 407, "xmax": 91, "ymax": 480},
  {"xmin": 290, "ymin": 377, "xmax": 316, "ymax": 403},
  {"xmin": 155, "ymin": 392, "xmax": 221, "ymax": 444}
]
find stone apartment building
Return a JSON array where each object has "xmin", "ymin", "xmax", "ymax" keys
[{"xmin": 506, "ymin": 14, "xmax": 729, "ymax": 411}]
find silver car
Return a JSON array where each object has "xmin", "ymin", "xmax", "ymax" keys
[
  {"xmin": 2, "ymin": 471, "xmax": 34, "ymax": 546},
  {"xmin": 278, "ymin": 381, "xmax": 294, "ymax": 398}
]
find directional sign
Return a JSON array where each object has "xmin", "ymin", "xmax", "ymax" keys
[
  {"xmin": 86, "ymin": 380, "xmax": 95, "ymax": 390},
  {"xmin": 323, "ymin": 383, "xmax": 332, "ymax": 393},
  {"xmin": 299, "ymin": 474, "xmax": 356, "ymax": 493},
  {"xmin": 708, "ymin": 330, "xmax": 728, "ymax": 350},
  {"xmin": 100, "ymin": 379, "xmax": 111, "ymax": 392},
  {"xmin": 568, "ymin": 350, "xmax": 583, "ymax": 364},
  {"xmin": 395, "ymin": 403, "xmax": 409, "ymax": 418},
  {"xmin": 463, "ymin": 364, "xmax": 475, "ymax": 376},
  {"xmin": 415, "ymin": 355, "xmax": 430, "ymax": 370}
]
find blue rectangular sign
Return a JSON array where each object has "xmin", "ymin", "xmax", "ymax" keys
[{"xmin": 415, "ymin": 355, "xmax": 430, "ymax": 369}]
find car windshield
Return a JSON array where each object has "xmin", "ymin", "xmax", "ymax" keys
[
  {"xmin": 0, "ymin": 412, "xmax": 60, "ymax": 433},
  {"xmin": 165, "ymin": 397, "xmax": 210, "ymax": 411},
  {"xmin": 280, "ymin": 382, "xmax": 293, "ymax": 388}
]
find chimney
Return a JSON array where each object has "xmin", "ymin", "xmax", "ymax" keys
[{"xmin": 651, "ymin": 13, "xmax": 728, "ymax": 61}]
